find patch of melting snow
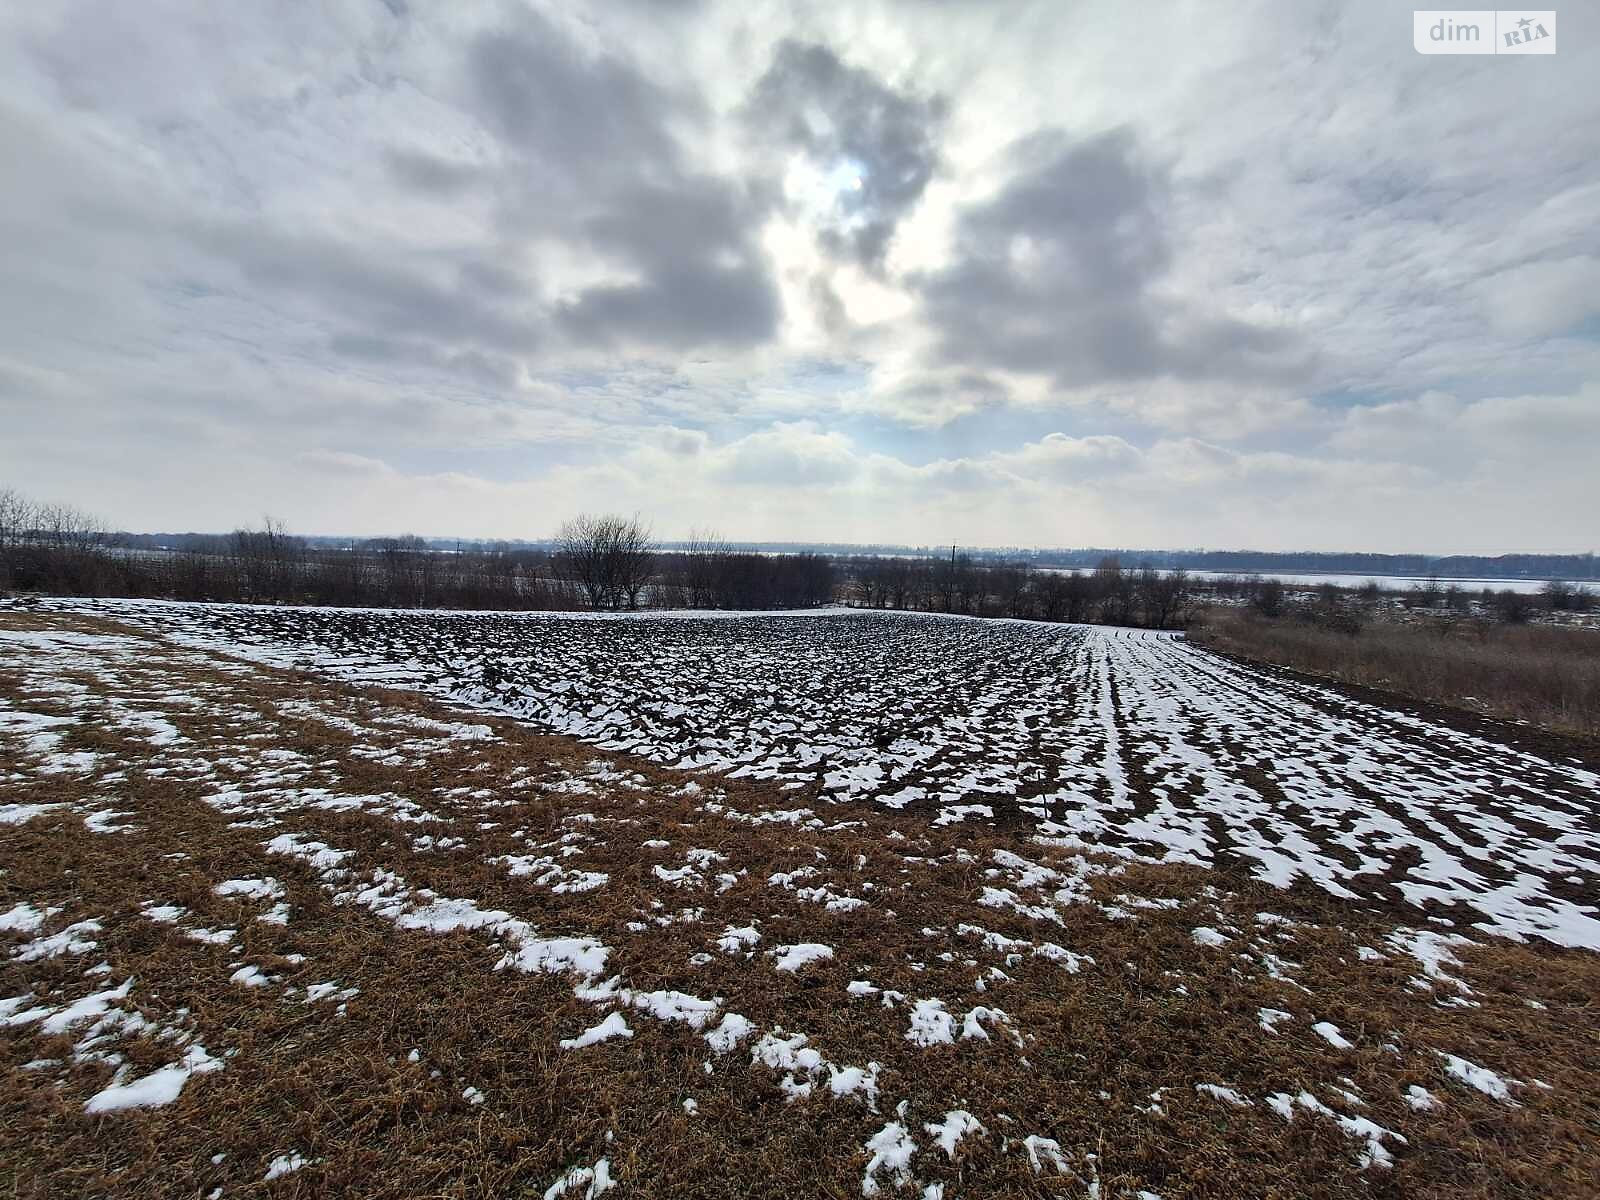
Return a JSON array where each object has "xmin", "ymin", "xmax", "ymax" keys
[
  {"xmin": 924, "ymin": 1109, "xmax": 985, "ymax": 1158},
  {"xmin": 1313, "ymin": 1021, "xmax": 1354, "ymax": 1050},
  {"xmin": 862, "ymin": 1114, "xmax": 917, "ymax": 1197},
  {"xmin": 905, "ymin": 998, "xmax": 955, "ymax": 1047},
  {"xmin": 1404, "ymin": 1084, "xmax": 1440, "ymax": 1110},
  {"xmin": 11, "ymin": 919, "xmax": 102, "ymax": 962},
  {"xmin": 185, "ymin": 927, "xmax": 238, "ymax": 947},
  {"xmin": 0, "ymin": 903, "xmax": 61, "ymax": 934},
  {"xmin": 844, "ymin": 979, "xmax": 908, "ymax": 1011},
  {"xmin": 269, "ymin": 838, "xmax": 612, "ymax": 983},
  {"xmin": 544, "ymin": 1157, "xmax": 614, "ymax": 1200},
  {"xmin": 715, "ymin": 924, "xmax": 759, "ymax": 954},
  {"xmin": 265, "ymin": 833, "xmax": 354, "ymax": 873},
  {"xmin": 0, "ymin": 708, "xmax": 76, "ymax": 742},
  {"xmin": 704, "ymin": 1013, "xmax": 754, "ymax": 1054},
  {"xmin": 1196, "ymin": 1083, "xmax": 1251, "ymax": 1106},
  {"xmin": 82, "ymin": 809, "xmax": 136, "ymax": 834},
  {"xmin": 229, "ymin": 966, "xmax": 272, "ymax": 988},
  {"xmin": 36, "ymin": 750, "xmax": 100, "ymax": 775},
  {"xmin": 303, "ymin": 982, "xmax": 358, "ymax": 1004},
  {"xmin": 771, "ymin": 943, "xmax": 834, "ymax": 972},
  {"xmin": 6, "ymin": 973, "xmax": 225, "ymax": 1115},
  {"xmin": 85, "ymin": 1044, "xmax": 224, "ymax": 1114},
  {"xmin": 1258, "ymin": 1007, "xmax": 1293, "ymax": 1033},
  {"xmin": 624, "ymin": 989, "xmax": 720, "ymax": 1029},
  {"xmin": 1436, "ymin": 1051, "xmax": 1521, "ymax": 1104},
  {"xmin": 214, "ymin": 877, "xmax": 286, "ymax": 901},
  {"xmin": 1264, "ymin": 1090, "xmax": 1407, "ymax": 1169},
  {"xmin": 977, "ymin": 886, "xmax": 1063, "ymax": 926},
  {"xmin": 960, "ymin": 1006, "xmax": 1021, "ymax": 1045},
  {"xmin": 1388, "ymin": 929, "xmax": 1476, "ymax": 997},
  {"xmin": 497, "ymin": 854, "xmax": 610, "ymax": 894},
  {"xmin": 1022, "ymin": 1134, "xmax": 1071, "ymax": 1175},
  {"xmin": 0, "ymin": 803, "xmax": 65, "ymax": 826},
  {"xmin": 264, "ymin": 1152, "xmax": 309, "ymax": 1181}
]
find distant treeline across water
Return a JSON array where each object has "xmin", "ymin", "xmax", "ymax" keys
[{"xmin": 111, "ymin": 531, "xmax": 1597, "ymax": 585}]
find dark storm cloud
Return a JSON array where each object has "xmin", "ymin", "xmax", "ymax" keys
[
  {"xmin": 466, "ymin": 16, "xmax": 682, "ymax": 192},
  {"xmin": 555, "ymin": 178, "xmax": 778, "ymax": 350},
  {"xmin": 452, "ymin": 8, "xmax": 781, "ymax": 352},
  {"xmin": 918, "ymin": 129, "xmax": 1308, "ymax": 386},
  {"xmin": 746, "ymin": 39, "xmax": 946, "ymax": 268},
  {"xmin": 382, "ymin": 148, "xmax": 482, "ymax": 197}
]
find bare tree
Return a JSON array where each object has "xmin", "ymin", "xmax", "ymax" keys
[
  {"xmin": 1138, "ymin": 566, "xmax": 1191, "ymax": 629},
  {"xmin": 229, "ymin": 516, "xmax": 303, "ymax": 602},
  {"xmin": 35, "ymin": 500, "xmax": 107, "ymax": 551},
  {"xmin": 0, "ymin": 487, "xmax": 32, "ymax": 548},
  {"xmin": 0, "ymin": 487, "xmax": 34, "ymax": 589},
  {"xmin": 684, "ymin": 527, "xmax": 729, "ymax": 609},
  {"xmin": 0, "ymin": 489, "xmax": 118, "ymax": 594},
  {"xmin": 555, "ymin": 513, "xmax": 655, "ymax": 610},
  {"xmin": 615, "ymin": 516, "xmax": 655, "ymax": 610},
  {"xmin": 1095, "ymin": 556, "xmax": 1135, "ymax": 625}
]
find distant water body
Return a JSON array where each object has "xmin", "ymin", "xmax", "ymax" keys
[
  {"xmin": 1180, "ymin": 570, "xmax": 1567, "ymax": 595},
  {"xmin": 1035, "ymin": 567, "xmax": 1582, "ymax": 595}
]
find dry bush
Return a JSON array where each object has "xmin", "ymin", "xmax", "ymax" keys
[{"xmin": 1192, "ymin": 608, "xmax": 1600, "ymax": 739}]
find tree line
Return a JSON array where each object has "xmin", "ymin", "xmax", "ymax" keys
[
  {"xmin": 0, "ymin": 491, "xmax": 834, "ymax": 613},
  {"xmin": 5, "ymin": 486, "xmax": 1586, "ymax": 634},
  {"xmin": 837, "ymin": 553, "xmax": 1195, "ymax": 628}
]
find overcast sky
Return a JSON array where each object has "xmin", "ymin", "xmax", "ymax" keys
[{"xmin": 2, "ymin": 1, "xmax": 1596, "ymax": 552}]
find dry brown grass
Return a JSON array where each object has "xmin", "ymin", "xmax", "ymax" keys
[
  {"xmin": 3, "ymin": 610, "xmax": 1599, "ymax": 1198},
  {"xmin": 1191, "ymin": 608, "xmax": 1600, "ymax": 741}
]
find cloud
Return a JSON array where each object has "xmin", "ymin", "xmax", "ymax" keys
[
  {"xmin": 458, "ymin": 6, "xmax": 781, "ymax": 353},
  {"xmin": 1333, "ymin": 385, "xmax": 1600, "ymax": 471},
  {"xmin": 848, "ymin": 367, "xmax": 1011, "ymax": 428},
  {"xmin": 1476, "ymin": 256, "xmax": 1600, "ymax": 339},
  {"xmin": 746, "ymin": 39, "xmax": 946, "ymax": 268},
  {"xmin": 383, "ymin": 148, "xmax": 484, "ymax": 198},
  {"xmin": 552, "ymin": 178, "xmax": 779, "ymax": 351},
  {"xmin": 994, "ymin": 433, "xmax": 1142, "ymax": 482},
  {"xmin": 915, "ymin": 128, "xmax": 1308, "ymax": 389},
  {"xmin": 706, "ymin": 422, "xmax": 862, "ymax": 487},
  {"xmin": 297, "ymin": 449, "xmax": 397, "ymax": 478},
  {"xmin": 0, "ymin": 1, "xmax": 1596, "ymax": 553}
]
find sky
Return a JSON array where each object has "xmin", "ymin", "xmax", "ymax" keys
[{"xmin": 1, "ymin": 1, "xmax": 1597, "ymax": 553}]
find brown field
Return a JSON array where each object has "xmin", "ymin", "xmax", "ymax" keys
[
  {"xmin": 1191, "ymin": 608, "xmax": 1600, "ymax": 741},
  {"xmin": 3, "ymin": 609, "xmax": 1600, "ymax": 1199}
]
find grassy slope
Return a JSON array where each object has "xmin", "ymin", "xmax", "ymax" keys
[
  {"xmin": 1190, "ymin": 609, "xmax": 1600, "ymax": 742},
  {"xmin": 2, "ymin": 611, "xmax": 1598, "ymax": 1199}
]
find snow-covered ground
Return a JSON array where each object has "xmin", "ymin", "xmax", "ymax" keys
[
  {"xmin": 1, "ymin": 606, "xmax": 1592, "ymax": 1197},
  {"xmin": 28, "ymin": 598, "xmax": 1600, "ymax": 951}
]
